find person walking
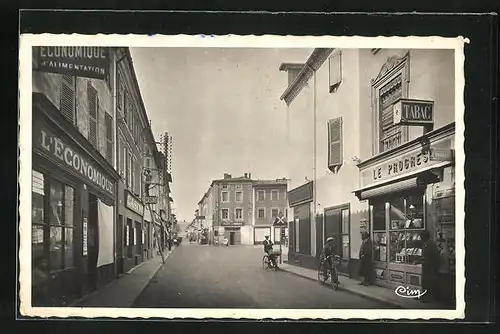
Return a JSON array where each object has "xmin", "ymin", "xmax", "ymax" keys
[
  {"xmin": 359, "ymin": 231, "xmax": 374, "ymax": 286},
  {"xmin": 420, "ymin": 230, "xmax": 441, "ymax": 303}
]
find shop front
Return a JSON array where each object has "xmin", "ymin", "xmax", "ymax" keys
[
  {"xmin": 287, "ymin": 181, "xmax": 315, "ymax": 270},
  {"xmin": 118, "ymin": 188, "xmax": 144, "ymax": 273},
  {"xmin": 221, "ymin": 221, "xmax": 243, "ymax": 245},
  {"xmin": 32, "ymin": 94, "xmax": 119, "ymax": 306},
  {"xmin": 354, "ymin": 123, "xmax": 455, "ymax": 305}
]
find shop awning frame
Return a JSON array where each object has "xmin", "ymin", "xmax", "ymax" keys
[{"xmin": 353, "ymin": 161, "xmax": 451, "ymax": 200}]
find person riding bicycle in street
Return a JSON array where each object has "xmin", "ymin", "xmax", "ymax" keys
[
  {"xmin": 263, "ymin": 236, "xmax": 277, "ymax": 268},
  {"xmin": 320, "ymin": 236, "xmax": 337, "ymax": 279}
]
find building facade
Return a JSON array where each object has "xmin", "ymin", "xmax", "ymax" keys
[
  {"xmin": 198, "ymin": 173, "xmax": 288, "ymax": 246},
  {"xmin": 115, "ymin": 48, "xmax": 173, "ymax": 275},
  {"xmin": 31, "ymin": 46, "xmax": 173, "ymax": 306},
  {"xmin": 31, "ymin": 46, "xmax": 120, "ymax": 306},
  {"xmin": 280, "ymin": 48, "xmax": 456, "ymax": 305}
]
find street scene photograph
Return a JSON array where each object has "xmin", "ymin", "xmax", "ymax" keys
[{"xmin": 19, "ymin": 35, "xmax": 464, "ymax": 319}]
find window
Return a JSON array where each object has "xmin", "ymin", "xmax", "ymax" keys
[
  {"xmin": 32, "ymin": 170, "xmax": 75, "ymax": 286},
  {"xmin": 119, "ymin": 137, "xmax": 126, "ymax": 178},
  {"xmin": 378, "ymin": 75, "xmax": 403, "ymax": 152},
  {"xmin": 372, "ymin": 53, "xmax": 410, "ymax": 154},
  {"xmin": 328, "ymin": 51, "xmax": 342, "ymax": 92},
  {"xmin": 87, "ymin": 83, "xmax": 99, "ymax": 148},
  {"xmin": 127, "ymin": 152, "xmax": 132, "ymax": 188},
  {"xmin": 60, "ymin": 75, "xmax": 76, "ymax": 124},
  {"xmin": 271, "ymin": 208, "xmax": 279, "ymax": 218},
  {"xmin": 105, "ymin": 113, "xmax": 113, "ymax": 164},
  {"xmin": 221, "ymin": 191, "xmax": 229, "ymax": 202},
  {"xmin": 257, "ymin": 190, "xmax": 265, "ymax": 201},
  {"xmin": 258, "ymin": 208, "xmax": 266, "ymax": 219},
  {"xmin": 235, "ymin": 208, "xmax": 243, "ymax": 220},
  {"xmin": 117, "ymin": 72, "xmax": 124, "ymax": 112},
  {"xmin": 328, "ymin": 117, "xmax": 343, "ymax": 172},
  {"xmin": 271, "ymin": 190, "xmax": 279, "ymax": 201},
  {"xmin": 221, "ymin": 209, "xmax": 229, "ymax": 220},
  {"xmin": 235, "ymin": 191, "xmax": 243, "ymax": 202}
]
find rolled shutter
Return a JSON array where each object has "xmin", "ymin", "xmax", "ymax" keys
[
  {"xmin": 358, "ymin": 177, "xmax": 422, "ymax": 200},
  {"xmin": 328, "ymin": 117, "xmax": 343, "ymax": 171}
]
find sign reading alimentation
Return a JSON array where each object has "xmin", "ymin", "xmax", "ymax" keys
[
  {"xmin": 393, "ymin": 99, "xmax": 434, "ymax": 126},
  {"xmin": 37, "ymin": 46, "xmax": 109, "ymax": 80}
]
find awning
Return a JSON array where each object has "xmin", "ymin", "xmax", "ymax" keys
[{"xmin": 354, "ymin": 171, "xmax": 441, "ymax": 201}]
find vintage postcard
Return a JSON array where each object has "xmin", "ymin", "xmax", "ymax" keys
[{"xmin": 18, "ymin": 34, "xmax": 467, "ymax": 320}]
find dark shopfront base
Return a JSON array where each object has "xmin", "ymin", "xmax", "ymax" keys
[{"xmin": 287, "ymin": 251, "xmax": 455, "ymax": 307}]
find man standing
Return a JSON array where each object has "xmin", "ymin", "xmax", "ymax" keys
[
  {"xmin": 359, "ymin": 232, "xmax": 374, "ymax": 285},
  {"xmin": 421, "ymin": 230, "xmax": 441, "ymax": 303}
]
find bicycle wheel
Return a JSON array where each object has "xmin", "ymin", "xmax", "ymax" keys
[
  {"xmin": 318, "ymin": 263, "xmax": 328, "ymax": 284},
  {"xmin": 262, "ymin": 255, "xmax": 269, "ymax": 270},
  {"xmin": 330, "ymin": 267, "xmax": 339, "ymax": 290}
]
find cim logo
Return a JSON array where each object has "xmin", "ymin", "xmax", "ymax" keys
[{"xmin": 394, "ymin": 286, "xmax": 427, "ymax": 299}]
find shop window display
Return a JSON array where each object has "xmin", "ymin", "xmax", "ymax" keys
[
  {"xmin": 32, "ymin": 170, "xmax": 76, "ymax": 279},
  {"xmin": 389, "ymin": 193, "xmax": 425, "ymax": 265}
]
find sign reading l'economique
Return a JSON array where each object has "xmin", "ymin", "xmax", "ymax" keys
[{"xmin": 36, "ymin": 46, "xmax": 109, "ymax": 80}]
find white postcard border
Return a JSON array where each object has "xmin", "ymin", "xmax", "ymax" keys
[{"xmin": 19, "ymin": 34, "xmax": 467, "ymax": 320}]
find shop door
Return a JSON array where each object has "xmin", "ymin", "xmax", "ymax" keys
[
  {"xmin": 135, "ymin": 222, "xmax": 141, "ymax": 264},
  {"xmin": 117, "ymin": 215, "xmax": 124, "ymax": 274},
  {"xmin": 87, "ymin": 194, "xmax": 99, "ymax": 291},
  {"xmin": 324, "ymin": 208, "xmax": 342, "ymax": 257},
  {"xmin": 229, "ymin": 232, "xmax": 235, "ymax": 245}
]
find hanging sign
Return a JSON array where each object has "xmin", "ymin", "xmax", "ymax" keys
[
  {"xmin": 145, "ymin": 196, "xmax": 157, "ymax": 204},
  {"xmin": 36, "ymin": 46, "xmax": 109, "ymax": 80},
  {"xmin": 126, "ymin": 191, "xmax": 144, "ymax": 215},
  {"xmin": 393, "ymin": 99, "xmax": 434, "ymax": 126},
  {"xmin": 82, "ymin": 217, "xmax": 88, "ymax": 256}
]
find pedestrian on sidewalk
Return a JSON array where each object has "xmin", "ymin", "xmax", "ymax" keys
[
  {"xmin": 420, "ymin": 230, "xmax": 441, "ymax": 303},
  {"xmin": 359, "ymin": 231, "xmax": 374, "ymax": 286}
]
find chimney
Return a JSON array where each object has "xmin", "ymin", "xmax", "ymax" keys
[
  {"xmin": 244, "ymin": 173, "xmax": 248, "ymax": 178},
  {"xmin": 248, "ymin": 172, "xmax": 251, "ymax": 179},
  {"xmin": 223, "ymin": 173, "xmax": 231, "ymax": 179}
]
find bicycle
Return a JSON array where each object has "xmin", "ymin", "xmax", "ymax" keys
[
  {"xmin": 318, "ymin": 254, "xmax": 341, "ymax": 290},
  {"xmin": 262, "ymin": 251, "xmax": 280, "ymax": 271}
]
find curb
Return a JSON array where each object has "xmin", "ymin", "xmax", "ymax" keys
[{"xmin": 280, "ymin": 267, "xmax": 404, "ymax": 309}]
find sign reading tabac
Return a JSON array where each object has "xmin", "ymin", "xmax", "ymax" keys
[
  {"xmin": 37, "ymin": 46, "xmax": 109, "ymax": 80},
  {"xmin": 393, "ymin": 99, "xmax": 434, "ymax": 126}
]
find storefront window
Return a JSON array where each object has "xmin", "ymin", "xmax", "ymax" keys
[
  {"xmin": 373, "ymin": 232, "xmax": 387, "ymax": 262},
  {"xmin": 33, "ymin": 172, "xmax": 76, "ymax": 276},
  {"xmin": 372, "ymin": 202, "xmax": 385, "ymax": 231},
  {"xmin": 388, "ymin": 193, "xmax": 425, "ymax": 265},
  {"xmin": 32, "ymin": 170, "xmax": 46, "ymax": 285}
]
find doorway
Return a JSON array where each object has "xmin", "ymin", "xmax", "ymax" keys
[
  {"xmin": 87, "ymin": 194, "xmax": 99, "ymax": 291},
  {"xmin": 324, "ymin": 204, "xmax": 350, "ymax": 275},
  {"xmin": 229, "ymin": 232, "xmax": 235, "ymax": 245}
]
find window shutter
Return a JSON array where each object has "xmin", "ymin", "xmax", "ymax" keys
[
  {"xmin": 105, "ymin": 113, "xmax": 113, "ymax": 163},
  {"xmin": 329, "ymin": 52, "xmax": 342, "ymax": 93},
  {"xmin": 87, "ymin": 84, "xmax": 98, "ymax": 147},
  {"xmin": 60, "ymin": 75, "xmax": 75, "ymax": 123},
  {"xmin": 328, "ymin": 117, "xmax": 343, "ymax": 171}
]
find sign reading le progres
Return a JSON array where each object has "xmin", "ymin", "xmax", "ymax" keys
[
  {"xmin": 37, "ymin": 46, "xmax": 109, "ymax": 80},
  {"xmin": 393, "ymin": 99, "xmax": 434, "ymax": 126}
]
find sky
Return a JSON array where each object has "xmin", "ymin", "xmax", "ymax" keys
[{"xmin": 130, "ymin": 47, "xmax": 313, "ymax": 222}]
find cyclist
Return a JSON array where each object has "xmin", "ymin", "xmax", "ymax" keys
[
  {"xmin": 263, "ymin": 235, "xmax": 277, "ymax": 268},
  {"xmin": 320, "ymin": 236, "xmax": 337, "ymax": 280}
]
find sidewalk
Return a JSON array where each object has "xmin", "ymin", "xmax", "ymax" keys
[
  {"xmin": 71, "ymin": 249, "xmax": 173, "ymax": 308},
  {"xmin": 280, "ymin": 262, "xmax": 446, "ymax": 309}
]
